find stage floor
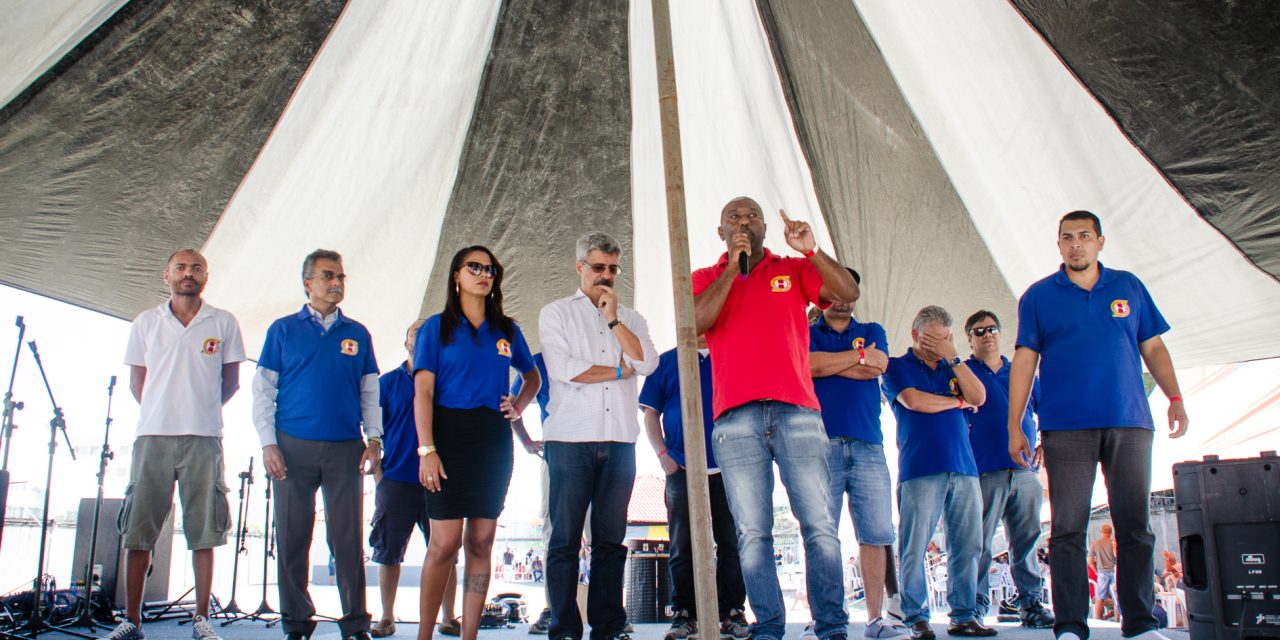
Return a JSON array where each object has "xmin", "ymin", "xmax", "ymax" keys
[{"xmin": 70, "ymin": 617, "xmax": 1188, "ymax": 640}]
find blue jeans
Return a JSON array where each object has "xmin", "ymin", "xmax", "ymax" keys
[
  {"xmin": 898, "ymin": 472, "xmax": 983, "ymax": 625},
  {"xmin": 545, "ymin": 442, "xmax": 636, "ymax": 640},
  {"xmin": 975, "ymin": 468, "xmax": 1045, "ymax": 615},
  {"xmin": 1041, "ymin": 428, "xmax": 1156, "ymax": 639},
  {"xmin": 712, "ymin": 401, "xmax": 846, "ymax": 640},
  {"xmin": 825, "ymin": 438, "xmax": 895, "ymax": 546},
  {"xmin": 666, "ymin": 470, "xmax": 746, "ymax": 617}
]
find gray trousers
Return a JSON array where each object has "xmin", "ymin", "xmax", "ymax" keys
[{"xmin": 274, "ymin": 431, "xmax": 370, "ymax": 636}]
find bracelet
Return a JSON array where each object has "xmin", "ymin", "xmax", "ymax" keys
[
  {"xmin": 802, "ymin": 248, "xmax": 817, "ymax": 258},
  {"xmin": 657, "ymin": 448, "xmax": 668, "ymax": 458},
  {"xmin": 1168, "ymin": 396, "xmax": 1183, "ymax": 403},
  {"xmin": 857, "ymin": 346, "xmax": 866, "ymax": 366},
  {"xmin": 615, "ymin": 366, "xmax": 623, "ymax": 380},
  {"xmin": 956, "ymin": 398, "xmax": 964, "ymax": 409}
]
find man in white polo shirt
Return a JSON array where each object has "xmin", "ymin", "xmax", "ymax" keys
[{"xmin": 108, "ymin": 249, "xmax": 246, "ymax": 640}]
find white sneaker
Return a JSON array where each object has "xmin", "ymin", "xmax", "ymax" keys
[
  {"xmin": 864, "ymin": 618, "xmax": 908, "ymax": 639},
  {"xmin": 799, "ymin": 623, "xmax": 819, "ymax": 640},
  {"xmin": 190, "ymin": 615, "xmax": 222, "ymax": 640},
  {"xmin": 1125, "ymin": 632, "xmax": 1171, "ymax": 640}
]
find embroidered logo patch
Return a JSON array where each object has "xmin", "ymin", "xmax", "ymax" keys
[
  {"xmin": 340, "ymin": 339, "xmax": 359, "ymax": 356},
  {"xmin": 201, "ymin": 338, "xmax": 221, "ymax": 356},
  {"xmin": 1111, "ymin": 299, "xmax": 1130, "ymax": 318},
  {"xmin": 949, "ymin": 378, "xmax": 960, "ymax": 396},
  {"xmin": 852, "ymin": 337, "xmax": 865, "ymax": 350},
  {"xmin": 497, "ymin": 339, "xmax": 512, "ymax": 357},
  {"xmin": 770, "ymin": 275, "xmax": 792, "ymax": 293}
]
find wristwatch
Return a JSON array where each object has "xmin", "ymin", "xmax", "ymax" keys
[
  {"xmin": 950, "ymin": 356, "xmax": 963, "ymax": 367},
  {"xmin": 417, "ymin": 444, "xmax": 437, "ymax": 457},
  {"xmin": 607, "ymin": 318, "xmax": 623, "ymax": 329}
]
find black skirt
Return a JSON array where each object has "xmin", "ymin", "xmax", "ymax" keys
[{"xmin": 426, "ymin": 405, "xmax": 513, "ymax": 520}]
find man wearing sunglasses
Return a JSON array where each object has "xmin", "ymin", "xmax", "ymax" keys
[
  {"xmin": 538, "ymin": 232, "xmax": 658, "ymax": 640},
  {"xmin": 692, "ymin": 197, "xmax": 859, "ymax": 640},
  {"xmin": 1006, "ymin": 211, "xmax": 1189, "ymax": 640},
  {"xmin": 253, "ymin": 249, "xmax": 382, "ymax": 640},
  {"xmin": 961, "ymin": 311, "xmax": 1054, "ymax": 630}
]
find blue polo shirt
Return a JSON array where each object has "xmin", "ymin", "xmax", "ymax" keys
[
  {"xmin": 966, "ymin": 355, "xmax": 1042, "ymax": 473},
  {"xmin": 638, "ymin": 348, "xmax": 716, "ymax": 469},
  {"xmin": 881, "ymin": 348, "xmax": 979, "ymax": 483},
  {"xmin": 510, "ymin": 353, "xmax": 550, "ymax": 422},
  {"xmin": 414, "ymin": 314, "xmax": 535, "ymax": 411},
  {"xmin": 259, "ymin": 305, "xmax": 378, "ymax": 441},
  {"xmin": 378, "ymin": 362, "xmax": 419, "ymax": 484},
  {"xmin": 1016, "ymin": 263, "xmax": 1168, "ymax": 431},
  {"xmin": 809, "ymin": 316, "xmax": 888, "ymax": 444}
]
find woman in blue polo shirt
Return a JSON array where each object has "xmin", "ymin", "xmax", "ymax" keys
[{"xmin": 413, "ymin": 245, "xmax": 540, "ymax": 640}]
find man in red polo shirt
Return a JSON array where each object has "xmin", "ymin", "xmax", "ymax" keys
[{"xmin": 693, "ymin": 196, "xmax": 859, "ymax": 640}]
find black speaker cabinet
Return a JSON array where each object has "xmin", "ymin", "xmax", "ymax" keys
[
  {"xmin": 1173, "ymin": 451, "xmax": 1280, "ymax": 640},
  {"xmin": 70, "ymin": 497, "xmax": 174, "ymax": 607}
]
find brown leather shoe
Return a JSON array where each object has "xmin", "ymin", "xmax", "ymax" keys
[
  {"xmin": 910, "ymin": 621, "xmax": 936, "ymax": 640},
  {"xmin": 947, "ymin": 620, "xmax": 997, "ymax": 637}
]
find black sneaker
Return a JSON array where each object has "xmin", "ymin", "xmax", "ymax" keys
[
  {"xmin": 664, "ymin": 611, "xmax": 697, "ymax": 640},
  {"xmin": 720, "ymin": 609, "xmax": 750, "ymax": 640},
  {"xmin": 344, "ymin": 632, "xmax": 373, "ymax": 640},
  {"xmin": 1020, "ymin": 604, "xmax": 1055, "ymax": 629},
  {"xmin": 284, "ymin": 633, "xmax": 310, "ymax": 640},
  {"xmin": 529, "ymin": 609, "xmax": 552, "ymax": 635}
]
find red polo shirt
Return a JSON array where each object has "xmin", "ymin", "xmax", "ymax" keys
[{"xmin": 692, "ymin": 249, "xmax": 827, "ymax": 419}]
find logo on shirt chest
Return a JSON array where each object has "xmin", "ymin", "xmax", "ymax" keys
[
  {"xmin": 852, "ymin": 337, "xmax": 865, "ymax": 350},
  {"xmin": 949, "ymin": 378, "xmax": 960, "ymax": 396},
  {"xmin": 1110, "ymin": 299, "xmax": 1130, "ymax": 318},
  {"xmin": 770, "ymin": 275, "xmax": 792, "ymax": 293},
  {"xmin": 201, "ymin": 338, "xmax": 221, "ymax": 356},
  {"xmin": 496, "ymin": 339, "xmax": 512, "ymax": 357},
  {"xmin": 340, "ymin": 339, "xmax": 360, "ymax": 356}
]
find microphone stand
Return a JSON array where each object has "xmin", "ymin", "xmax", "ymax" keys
[
  {"xmin": 0, "ymin": 316, "xmax": 27, "ymax": 553},
  {"xmin": 4, "ymin": 341, "xmax": 92, "ymax": 640},
  {"xmin": 210, "ymin": 458, "xmax": 254, "ymax": 620},
  {"xmin": 56, "ymin": 377, "xmax": 118, "ymax": 633},
  {"xmin": 221, "ymin": 476, "xmax": 279, "ymax": 626}
]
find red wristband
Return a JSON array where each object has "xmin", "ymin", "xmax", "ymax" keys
[
  {"xmin": 1168, "ymin": 396, "xmax": 1183, "ymax": 403},
  {"xmin": 802, "ymin": 248, "xmax": 816, "ymax": 258},
  {"xmin": 657, "ymin": 448, "xmax": 668, "ymax": 458},
  {"xmin": 956, "ymin": 398, "xmax": 964, "ymax": 409}
]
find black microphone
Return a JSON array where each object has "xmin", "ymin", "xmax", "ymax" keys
[{"xmin": 738, "ymin": 252, "xmax": 749, "ymax": 280}]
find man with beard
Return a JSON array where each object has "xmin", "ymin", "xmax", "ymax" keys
[
  {"xmin": 253, "ymin": 249, "xmax": 383, "ymax": 640},
  {"xmin": 112, "ymin": 249, "xmax": 246, "ymax": 640},
  {"xmin": 808, "ymin": 269, "xmax": 903, "ymax": 639},
  {"xmin": 538, "ymin": 232, "xmax": 658, "ymax": 640},
  {"xmin": 1007, "ymin": 210, "xmax": 1189, "ymax": 640},
  {"xmin": 692, "ymin": 197, "xmax": 858, "ymax": 640}
]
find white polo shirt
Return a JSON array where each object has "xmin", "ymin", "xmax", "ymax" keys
[{"xmin": 124, "ymin": 301, "xmax": 246, "ymax": 437}]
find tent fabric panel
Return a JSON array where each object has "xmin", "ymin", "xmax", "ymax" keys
[
  {"xmin": 0, "ymin": 0, "xmax": 127, "ymax": 111},
  {"xmin": 1010, "ymin": 0, "xmax": 1280, "ymax": 283},
  {"xmin": 850, "ymin": 1, "xmax": 1280, "ymax": 367},
  {"xmin": 754, "ymin": 0, "xmax": 1016, "ymax": 353},
  {"xmin": 630, "ymin": 0, "xmax": 836, "ymax": 353},
  {"xmin": 0, "ymin": 0, "xmax": 348, "ymax": 321},
  {"xmin": 417, "ymin": 0, "xmax": 635, "ymax": 353},
  {"xmin": 201, "ymin": 1, "xmax": 501, "ymax": 366}
]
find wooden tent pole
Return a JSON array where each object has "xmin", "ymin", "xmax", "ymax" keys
[{"xmin": 650, "ymin": 0, "xmax": 721, "ymax": 634}]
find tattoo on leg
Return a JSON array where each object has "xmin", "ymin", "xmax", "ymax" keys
[{"xmin": 463, "ymin": 573, "xmax": 489, "ymax": 595}]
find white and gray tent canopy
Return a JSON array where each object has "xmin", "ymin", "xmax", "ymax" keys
[{"xmin": 3, "ymin": 0, "xmax": 1279, "ymax": 373}]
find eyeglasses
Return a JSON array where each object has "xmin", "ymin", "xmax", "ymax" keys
[
  {"xmin": 970, "ymin": 326, "xmax": 1000, "ymax": 337},
  {"xmin": 464, "ymin": 262, "xmax": 498, "ymax": 278},
  {"xmin": 583, "ymin": 262, "xmax": 622, "ymax": 275}
]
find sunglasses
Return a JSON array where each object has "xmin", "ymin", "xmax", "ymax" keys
[
  {"xmin": 970, "ymin": 326, "xmax": 1000, "ymax": 337},
  {"xmin": 583, "ymin": 262, "xmax": 622, "ymax": 275},
  {"xmin": 463, "ymin": 262, "xmax": 498, "ymax": 278}
]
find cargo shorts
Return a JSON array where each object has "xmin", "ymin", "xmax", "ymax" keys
[{"xmin": 118, "ymin": 435, "xmax": 231, "ymax": 551}]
